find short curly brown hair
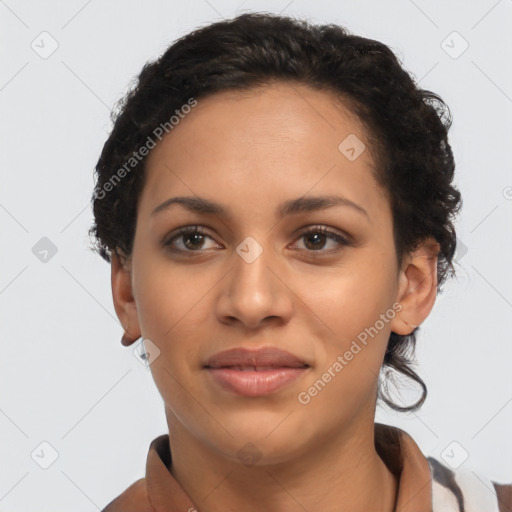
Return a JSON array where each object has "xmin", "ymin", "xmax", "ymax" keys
[{"xmin": 89, "ymin": 12, "xmax": 462, "ymax": 413}]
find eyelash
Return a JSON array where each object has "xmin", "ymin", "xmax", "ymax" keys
[{"xmin": 162, "ymin": 225, "xmax": 352, "ymax": 256}]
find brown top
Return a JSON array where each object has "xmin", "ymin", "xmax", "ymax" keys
[{"xmin": 101, "ymin": 423, "xmax": 512, "ymax": 512}]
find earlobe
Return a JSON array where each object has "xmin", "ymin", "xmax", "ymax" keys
[
  {"xmin": 111, "ymin": 251, "xmax": 141, "ymax": 346},
  {"xmin": 390, "ymin": 237, "xmax": 440, "ymax": 336}
]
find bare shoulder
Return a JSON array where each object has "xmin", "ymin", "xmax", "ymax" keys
[{"xmin": 101, "ymin": 478, "xmax": 152, "ymax": 512}]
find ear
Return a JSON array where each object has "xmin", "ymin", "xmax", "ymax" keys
[
  {"xmin": 390, "ymin": 236, "xmax": 440, "ymax": 336},
  {"xmin": 111, "ymin": 251, "xmax": 141, "ymax": 346}
]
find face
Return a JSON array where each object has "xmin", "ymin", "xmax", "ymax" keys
[{"xmin": 113, "ymin": 81, "xmax": 436, "ymax": 465}]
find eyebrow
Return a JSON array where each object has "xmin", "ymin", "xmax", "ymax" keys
[{"xmin": 150, "ymin": 194, "xmax": 369, "ymax": 220}]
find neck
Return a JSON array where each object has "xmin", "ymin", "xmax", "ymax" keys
[{"xmin": 166, "ymin": 413, "xmax": 398, "ymax": 512}]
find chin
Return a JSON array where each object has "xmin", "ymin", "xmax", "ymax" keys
[
  {"xmin": 211, "ymin": 416, "xmax": 308, "ymax": 461},
  {"xmin": 223, "ymin": 436, "xmax": 306, "ymax": 468}
]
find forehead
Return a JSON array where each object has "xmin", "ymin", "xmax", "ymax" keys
[
  {"xmin": 140, "ymin": 81, "xmax": 388, "ymax": 220},
  {"xmin": 170, "ymin": 81, "xmax": 370, "ymax": 149}
]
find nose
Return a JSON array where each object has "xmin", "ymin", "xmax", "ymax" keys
[{"xmin": 214, "ymin": 239, "xmax": 294, "ymax": 329}]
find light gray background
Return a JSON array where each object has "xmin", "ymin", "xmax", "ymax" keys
[{"xmin": 1, "ymin": 0, "xmax": 511, "ymax": 510}]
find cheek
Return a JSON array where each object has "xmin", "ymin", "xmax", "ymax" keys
[
  {"xmin": 134, "ymin": 253, "xmax": 212, "ymax": 338},
  {"xmin": 298, "ymin": 258, "xmax": 395, "ymax": 338},
  {"xmin": 295, "ymin": 271, "xmax": 395, "ymax": 424},
  {"xmin": 295, "ymin": 256, "xmax": 397, "ymax": 399},
  {"xmin": 132, "ymin": 266, "xmax": 211, "ymax": 399}
]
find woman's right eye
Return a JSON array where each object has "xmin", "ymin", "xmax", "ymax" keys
[{"xmin": 163, "ymin": 226, "xmax": 221, "ymax": 252}]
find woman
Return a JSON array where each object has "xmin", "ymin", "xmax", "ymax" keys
[{"xmin": 89, "ymin": 12, "xmax": 512, "ymax": 512}]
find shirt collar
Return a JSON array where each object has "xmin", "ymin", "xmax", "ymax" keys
[{"xmin": 145, "ymin": 422, "xmax": 433, "ymax": 511}]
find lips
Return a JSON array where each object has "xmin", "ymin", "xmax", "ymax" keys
[
  {"xmin": 204, "ymin": 347, "xmax": 310, "ymax": 397},
  {"xmin": 204, "ymin": 347, "xmax": 309, "ymax": 370}
]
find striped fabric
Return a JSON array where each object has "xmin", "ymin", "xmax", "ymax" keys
[{"xmin": 428, "ymin": 456, "xmax": 501, "ymax": 511}]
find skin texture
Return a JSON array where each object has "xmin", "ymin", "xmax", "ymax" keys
[{"xmin": 111, "ymin": 81, "xmax": 439, "ymax": 512}]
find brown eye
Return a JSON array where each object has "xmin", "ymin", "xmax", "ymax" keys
[
  {"xmin": 303, "ymin": 231, "xmax": 328, "ymax": 250},
  {"xmin": 163, "ymin": 226, "xmax": 220, "ymax": 252},
  {"xmin": 292, "ymin": 226, "xmax": 351, "ymax": 254}
]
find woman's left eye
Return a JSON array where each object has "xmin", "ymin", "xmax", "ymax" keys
[
  {"xmin": 291, "ymin": 226, "xmax": 351, "ymax": 254},
  {"xmin": 162, "ymin": 225, "xmax": 351, "ymax": 255}
]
